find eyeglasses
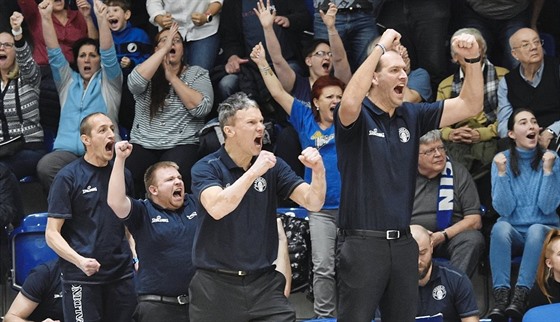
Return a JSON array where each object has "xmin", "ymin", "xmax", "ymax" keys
[
  {"xmin": 420, "ymin": 145, "xmax": 446, "ymax": 157},
  {"xmin": 158, "ymin": 37, "xmax": 183, "ymax": 45},
  {"xmin": 312, "ymin": 50, "xmax": 333, "ymax": 58},
  {"xmin": 0, "ymin": 42, "xmax": 14, "ymax": 49},
  {"xmin": 512, "ymin": 39, "xmax": 544, "ymax": 51}
]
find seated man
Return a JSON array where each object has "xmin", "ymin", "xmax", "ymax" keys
[
  {"xmin": 412, "ymin": 130, "xmax": 485, "ymax": 277},
  {"xmin": 411, "ymin": 225, "xmax": 480, "ymax": 322}
]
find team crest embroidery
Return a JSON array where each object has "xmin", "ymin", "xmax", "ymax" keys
[
  {"xmin": 127, "ymin": 43, "xmax": 138, "ymax": 53},
  {"xmin": 254, "ymin": 177, "xmax": 267, "ymax": 192},
  {"xmin": 398, "ymin": 127, "xmax": 410, "ymax": 143},
  {"xmin": 432, "ymin": 285, "xmax": 447, "ymax": 300}
]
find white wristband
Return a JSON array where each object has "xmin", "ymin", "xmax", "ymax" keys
[{"xmin": 11, "ymin": 28, "xmax": 22, "ymax": 36}]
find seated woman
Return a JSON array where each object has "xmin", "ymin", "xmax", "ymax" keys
[
  {"xmin": 126, "ymin": 22, "xmax": 212, "ymax": 196},
  {"xmin": 36, "ymin": 0, "xmax": 122, "ymax": 192},
  {"xmin": 251, "ymin": 42, "xmax": 342, "ymax": 318},
  {"xmin": 0, "ymin": 12, "xmax": 45, "ymax": 179},
  {"xmin": 527, "ymin": 229, "xmax": 560, "ymax": 310},
  {"xmin": 489, "ymin": 108, "xmax": 560, "ymax": 320}
]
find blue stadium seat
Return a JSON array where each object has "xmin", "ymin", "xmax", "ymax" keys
[
  {"xmin": 277, "ymin": 207, "xmax": 309, "ymax": 219},
  {"xmin": 10, "ymin": 213, "xmax": 58, "ymax": 290},
  {"xmin": 522, "ymin": 303, "xmax": 560, "ymax": 321}
]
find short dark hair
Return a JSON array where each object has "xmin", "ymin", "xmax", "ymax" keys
[
  {"xmin": 302, "ymin": 38, "xmax": 330, "ymax": 58},
  {"xmin": 310, "ymin": 75, "xmax": 345, "ymax": 122},
  {"xmin": 71, "ymin": 38, "xmax": 100, "ymax": 71},
  {"xmin": 105, "ymin": 0, "xmax": 131, "ymax": 11},
  {"xmin": 507, "ymin": 108, "xmax": 543, "ymax": 176},
  {"xmin": 80, "ymin": 112, "xmax": 106, "ymax": 136}
]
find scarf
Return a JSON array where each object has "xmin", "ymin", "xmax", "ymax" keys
[{"xmin": 437, "ymin": 157, "xmax": 454, "ymax": 231}]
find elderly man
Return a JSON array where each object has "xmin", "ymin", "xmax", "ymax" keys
[
  {"xmin": 497, "ymin": 28, "xmax": 560, "ymax": 149},
  {"xmin": 411, "ymin": 225, "xmax": 480, "ymax": 322},
  {"xmin": 334, "ymin": 27, "xmax": 483, "ymax": 322},
  {"xmin": 412, "ymin": 130, "xmax": 485, "ymax": 278}
]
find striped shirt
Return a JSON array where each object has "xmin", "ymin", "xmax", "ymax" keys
[{"xmin": 128, "ymin": 65, "xmax": 213, "ymax": 149}]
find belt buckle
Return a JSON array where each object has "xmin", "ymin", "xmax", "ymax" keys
[
  {"xmin": 386, "ymin": 230, "xmax": 399, "ymax": 240},
  {"xmin": 177, "ymin": 295, "xmax": 188, "ymax": 305},
  {"xmin": 237, "ymin": 270, "xmax": 247, "ymax": 276}
]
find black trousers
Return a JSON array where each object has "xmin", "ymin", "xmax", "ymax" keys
[
  {"xmin": 336, "ymin": 233, "xmax": 419, "ymax": 322},
  {"xmin": 189, "ymin": 269, "xmax": 295, "ymax": 322},
  {"xmin": 133, "ymin": 300, "xmax": 189, "ymax": 322}
]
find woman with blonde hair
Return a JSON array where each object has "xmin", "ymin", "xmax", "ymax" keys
[{"xmin": 527, "ymin": 229, "xmax": 560, "ymax": 310}]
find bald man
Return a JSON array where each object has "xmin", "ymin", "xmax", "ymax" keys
[{"xmin": 411, "ymin": 225, "xmax": 479, "ymax": 322}]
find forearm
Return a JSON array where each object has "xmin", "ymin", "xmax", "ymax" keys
[
  {"xmin": 458, "ymin": 62, "xmax": 484, "ymax": 116},
  {"xmin": 85, "ymin": 16, "xmax": 98, "ymax": 39},
  {"xmin": 205, "ymin": 1, "xmax": 222, "ymax": 16},
  {"xmin": 97, "ymin": 18, "xmax": 113, "ymax": 50},
  {"xmin": 107, "ymin": 157, "xmax": 131, "ymax": 218},
  {"xmin": 445, "ymin": 215, "xmax": 482, "ymax": 239},
  {"xmin": 41, "ymin": 16, "xmax": 59, "ymax": 49},
  {"xmin": 45, "ymin": 227, "xmax": 85, "ymax": 268},
  {"xmin": 136, "ymin": 51, "xmax": 165, "ymax": 80},
  {"xmin": 170, "ymin": 77, "xmax": 204, "ymax": 109},
  {"xmin": 301, "ymin": 168, "xmax": 326, "ymax": 212},
  {"xmin": 257, "ymin": 61, "xmax": 294, "ymax": 112},
  {"xmin": 262, "ymin": 26, "xmax": 295, "ymax": 91},
  {"xmin": 328, "ymin": 28, "xmax": 351, "ymax": 85}
]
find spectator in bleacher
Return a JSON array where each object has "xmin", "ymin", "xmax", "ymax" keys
[
  {"xmin": 0, "ymin": 162, "xmax": 23, "ymax": 229},
  {"xmin": 252, "ymin": 42, "xmax": 342, "ymax": 318},
  {"xmin": 411, "ymin": 225, "xmax": 480, "ymax": 322},
  {"xmin": 527, "ymin": 229, "xmax": 560, "ymax": 310},
  {"xmin": 147, "ymin": 0, "xmax": 222, "ymax": 71},
  {"xmin": 125, "ymin": 23, "xmax": 212, "ymax": 197},
  {"xmin": 378, "ymin": 0, "xmax": 450, "ymax": 97},
  {"xmin": 4, "ymin": 260, "xmax": 63, "ymax": 322},
  {"xmin": 489, "ymin": 108, "xmax": 560, "ymax": 320},
  {"xmin": 438, "ymin": 28, "xmax": 509, "ymax": 174},
  {"xmin": 455, "ymin": 0, "xmax": 544, "ymax": 71},
  {"xmin": 215, "ymin": 0, "xmax": 310, "ymax": 103},
  {"xmin": 17, "ymin": 0, "xmax": 97, "ymax": 134},
  {"xmin": 313, "ymin": 0, "xmax": 380, "ymax": 72},
  {"xmin": 0, "ymin": 12, "xmax": 45, "ymax": 179},
  {"xmin": 35, "ymin": 0, "xmax": 122, "ymax": 193},
  {"xmin": 497, "ymin": 28, "xmax": 560, "ymax": 150},
  {"xmin": 106, "ymin": 0, "xmax": 151, "ymax": 133},
  {"xmin": 412, "ymin": 130, "xmax": 484, "ymax": 278}
]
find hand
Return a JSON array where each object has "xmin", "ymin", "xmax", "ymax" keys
[
  {"xmin": 253, "ymin": 0, "xmax": 275, "ymax": 29},
  {"xmin": 76, "ymin": 0, "xmax": 91, "ymax": 18},
  {"xmin": 120, "ymin": 56, "xmax": 131, "ymax": 68},
  {"xmin": 298, "ymin": 147, "xmax": 324, "ymax": 172},
  {"xmin": 225, "ymin": 55, "xmax": 249, "ymax": 74},
  {"xmin": 378, "ymin": 28, "xmax": 401, "ymax": 52},
  {"xmin": 157, "ymin": 22, "xmax": 179, "ymax": 54},
  {"xmin": 395, "ymin": 44, "xmax": 410, "ymax": 74},
  {"xmin": 250, "ymin": 150, "xmax": 277, "ymax": 177},
  {"xmin": 449, "ymin": 126, "xmax": 468, "ymax": 143},
  {"xmin": 542, "ymin": 151, "xmax": 556, "ymax": 174},
  {"xmin": 470, "ymin": 129, "xmax": 481, "ymax": 143},
  {"xmin": 38, "ymin": 0, "xmax": 53, "ymax": 19},
  {"xmin": 42, "ymin": 319, "xmax": 61, "ymax": 322},
  {"xmin": 274, "ymin": 16, "xmax": 290, "ymax": 28},
  {"xmin": 250, "ymin": 42, "xmax": 267, "ymax": 66},
  {"xmin": 494, "ymin": 152, "xmax": 507, "ymax": 176},
  {"xmin": 10, "ymin": 11, "xmax": 24, "ymax": 32},
  {"xmin": 430, "ymin": 231, "xmax": 445, "ymax": 247},
  {"xmin": 191, "ymin": 12, "xmax": 207, "ymax": 26},
  {"xmin": 457, "ymin": 127, "xmax": 474, "ymax": 143},
  {"xmin": 451, "ymin": 33, "xmax": 480, "ymax": 63},
  {"xmin": 319, "ymin": 2, "xmax": 337, "ymax": 30},
  {"xmin": 276, "ymin": 217, "xmax": 287, "ymax": 244},
  {"xmin": 155, "ymin": 13, "xmax": 173, "ymax": 29},
  {"xmin": 539, "ymin": 129, "xmax": 555, "ymax": 149},
  {"xmin": 78, "ymin": 257, "xmax": 101, "ymax": 276},
  {"xmin": 93, "ymin": 0, "xmax": 107, "ymax": 20},
  {"xmin": 114, "ymin": 140, "xmax": 133, "ymax": 159}
]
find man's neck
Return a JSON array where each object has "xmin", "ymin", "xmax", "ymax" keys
[
  {"xmin": 418, "ymin": 168, "xmax": 440, "ymax": 180},
  {"xmin": 419, "ymin": 264, "xmax": 433, "ymax": 287},
  {"xmin": 83, "ymin": 153, "xmax": 109, "ymax": 167},
  {"xmin": 368, "ymin": 89, "xmax": 397, "ymax": 117},
  {"xmin": 224, "ymin": 143, "xmax": 253, "ymax": 170},
  {"xmin": 521, "ymin": 61, "xmax": 542, "ymax": 81}
]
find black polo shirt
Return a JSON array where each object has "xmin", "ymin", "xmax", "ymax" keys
[
  {"xmin": 21, "ymin": 260, "xmax": 63, "ymax": 322},
  {"xmin": 418, "ymin": 261, "xmax": 479, "ymax": 322},
  {"xmin": 334, "ymin": 98, "xmax": 442, "ymax": 230},
  {"xmin": 191, "ymin": 146, "xmax": 305, "ymax": 271}
]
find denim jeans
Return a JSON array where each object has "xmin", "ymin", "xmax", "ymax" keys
[
  {"xmin": 490, "ymin": 221, "xmax": 552, "ymax": 289},
  {"xmin": 313, "ymin": 10, "xmax": 379, "ymax": 72},
  {"xmin": 184, "ymin": 33, "xmax": 220, "ymax": 71},
  {"xmin": 309, "ymin": 209, "xmax": 338, "ymax": 317}
]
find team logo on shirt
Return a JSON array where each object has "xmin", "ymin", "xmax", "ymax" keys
[
  {"xmin": 186, "ymin": 212, "xmax": 197, "ymax": 220},
  {"xmin": 151, "ymin": 215, "xmax": 170, "ymax": 223},
  {"xmin": 398, "ymin": 127, "xmax": 411, "ymax": 143},
  {"xmin": 127, "ymin": 43, "xmax": 138, "ymax": 53},
  {"xmin": 368, "ymin": 128, "xmax": 385, "ymax": 138},
  {"xmin": 432, "ymin": 285, "xmax": 447, "ymax": 300},
  {"xmin": 254, "ymin": 177, "xmax": 267, "ymax": 192},
  {"xmin": 82, "ymin": 186, "xmax": 98, "ymax": 194},
  {"xmin": 312, "ymin": 132, "xmax": 334, "ymax": 149}
]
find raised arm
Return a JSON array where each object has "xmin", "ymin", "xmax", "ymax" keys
[
  {"xmin": 288, "ymin": 147, "xmax": 326, "ymax": 211},
  {"xmin": 338, "ymin": 29, "xmax": 400, "ymax": 126},
  {"xmin": 38, "ymin": 0, "xmax": 59, "ymax": 49},
  {"xmin": 136, "ymin": 22, "xmax": 178, "ymax": 80},
  {"xmin": 108, "ymin": 141, "xmax": 133, "ymax": 218},
  {"xmin": 439, "ymin": 34, "xmax": 484, "ymax": 128},
  {"xmin": 76, "ymin": 0, "xmax": 98, "ymax": 39},
  {"xmin": 93, "ymin": 0, "xmax": 112, "ymax": 50},
  {"xmin": 321, "ymin": 3, "xmax": 351, "ymax": 85},
  {"xmin": 251, "ymin": 42, "xmax": 294, "ymax": 114},
  {"xmin": 254, "ymin": 0, "xmax": 296, "ymax": 92}
]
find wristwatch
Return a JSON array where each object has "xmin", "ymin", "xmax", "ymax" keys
[{"xmin": 206, "ymin": 12, "xmax": 213, "ymax": 23}]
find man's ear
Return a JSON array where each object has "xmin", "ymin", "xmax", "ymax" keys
[
  {"xmin": 80, "ymin": 134, "xmax": 90, "ymax": 147},
  {"xmin": 148, "ymin": 185, "xmax": 158, "ymax": 196},
  {"xmin": 223, "ymin": 125, "xmax": 234, "ymax": 138},
  {"xmin": 124, "ymin": 9, "xmax": 132, "ymax": 20}
]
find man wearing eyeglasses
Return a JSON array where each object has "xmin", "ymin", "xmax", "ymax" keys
[
  {"xmin": 497, "ymin": 28, "xmax": 560, "ymax": 150},
  {"xmin": 412, "ymin": 130, "xmax": 485, "ymax": 278}
]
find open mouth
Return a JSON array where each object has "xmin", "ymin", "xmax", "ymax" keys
[
  {"xmin": 321, "ymin": 62, "xmax": 330, "ymax": 73},
  {"xmin": 105, "ymin": 142, "xmax": 114, "ymax": 152},
  {"xmin": 394, "ymin": 85, "xmax": 404, "ymax": 95},
  {"xmin": 108, "ymin": 18, "xmax": 119, "ymax": 28},
  {"xmin": 84, "ymin": 66, "xmax": 92, "ymax": 72},
  {"xmin": 0, "ymin": 54, "xmax": 6, "ymax": 63},
  {"xmin": 172, "ymin": 188, "xmax": 182, "ymax": 198},
  {"xmin": 169, "ymin": 48, "xmax": 176, "ymax": 54},
  {"xmin": 329, "ymin": 106, "xmax": 335, "ymax": 112},
  {"xmin": 254, "ymin": 136, "xmax": 263, "ymax": 147},
  {"xmin": 527, "ymin": 133, "xmax": 537, "ymax": 140}
]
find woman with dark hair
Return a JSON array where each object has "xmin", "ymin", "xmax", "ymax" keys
[
  {"xmin": 126, "ymin": 22, "xmax": 213, "ymax": 196},
  {"xmin": 489, "ymin": 108, "xmax": 560, "ymax": 320},
  {"xmin": 252, "ymin": 42, "xmax": 343, "ymax": 318},
  {"xmin": 0, "ymin": 12, "xmax": 44, "ymax": 179},
  {"xmin": 527, "ymin": 229, "xmax": 560, "ymax": 310},
  {"xmin": 36, "ymin": 0, "xmax": 122, "ymax": 192}
]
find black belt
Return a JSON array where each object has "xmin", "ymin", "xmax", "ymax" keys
[
  {"xmin": 336, "ymin": 7, "xmax": 372, "ymax": 13},
  {"xmin": 137, "ymin": 294, "xmax": 189, "ymax": 305},
  {"xmin": 339, "ymin": 228, "xmax": 410, "ymax": 240},
  {"xmin": 204, "ymin": 266, "xmax": 274, "ymax": 277}
]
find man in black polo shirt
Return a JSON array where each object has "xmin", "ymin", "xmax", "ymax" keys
[
  {"xmin": 189, "ymin": 92, "xmax": 326, "ymax": 322},
  {"xmin": 334, "ymin": 28, "xmax": 484, "ymax": 322}
]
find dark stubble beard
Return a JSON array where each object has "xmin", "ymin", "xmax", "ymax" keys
[{"xmin": 419, "ymin": 260, "xmax": 432, "ymax": 280}]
